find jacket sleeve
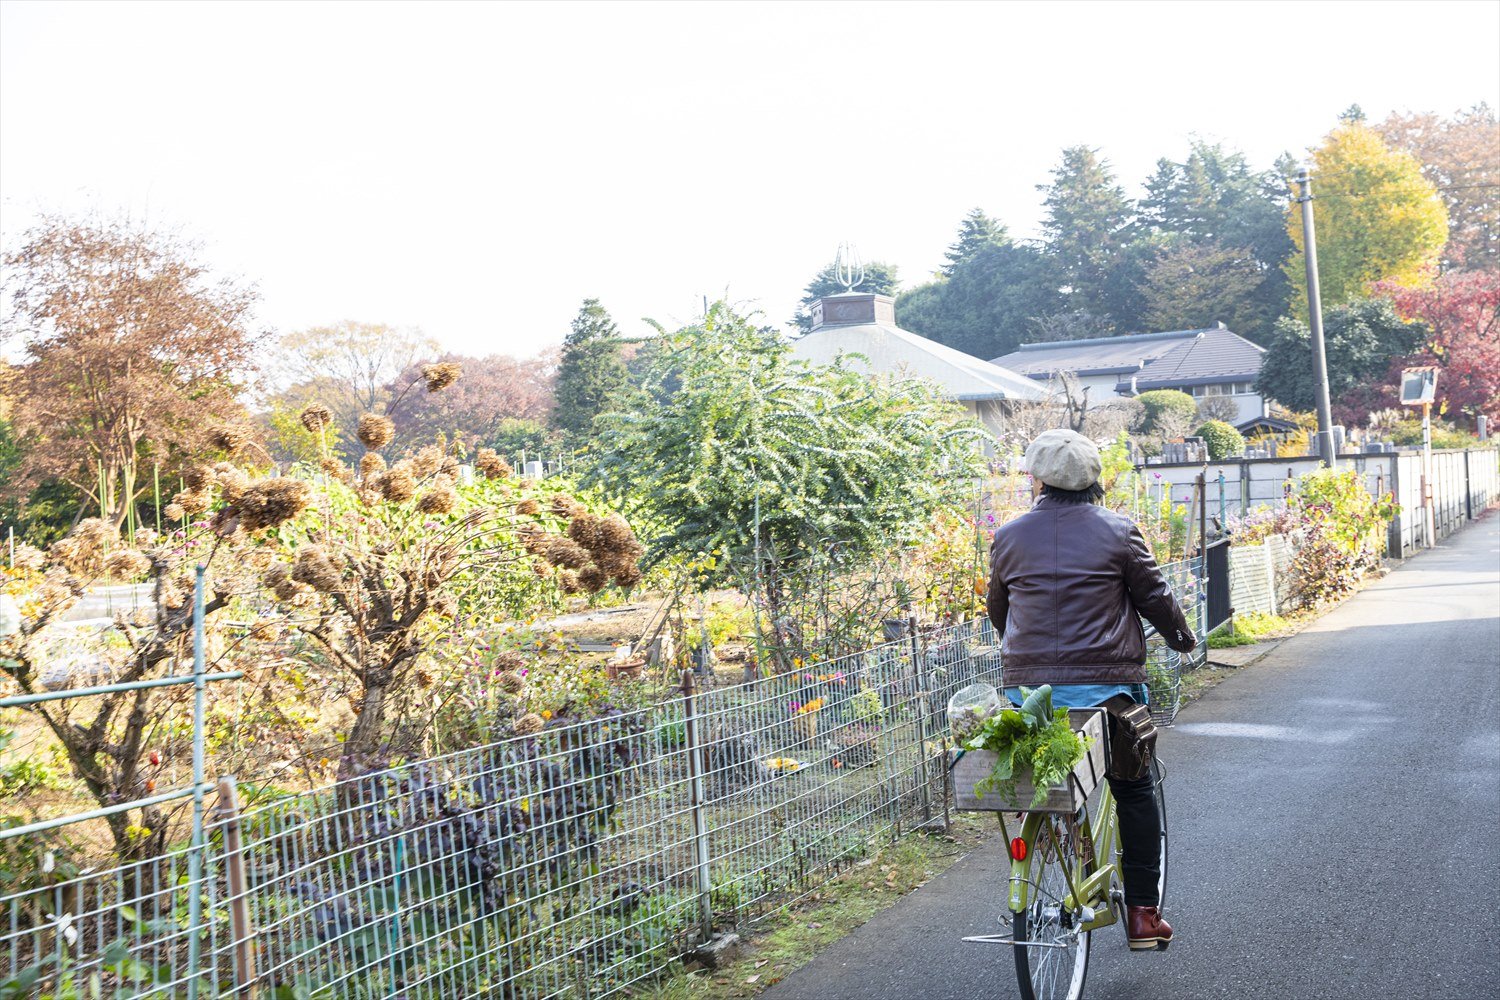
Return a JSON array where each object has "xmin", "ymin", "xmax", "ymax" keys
[
  {"xmin": 984, "ymin": 535, "xmax": 1009, "ymax": 641},
  {"xmin": 1122, "ymin": 522, "xmax": 1197, "ymax": 652}
]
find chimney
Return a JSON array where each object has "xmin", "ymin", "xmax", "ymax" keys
[{"xmin": 810, "ymin": 292, "xmax": 896, "ymax": 330}]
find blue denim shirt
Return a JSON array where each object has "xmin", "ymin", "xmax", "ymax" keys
[{"xmin": 1004, "ymin": 683, "xmax": 1149, "ymax": 709}]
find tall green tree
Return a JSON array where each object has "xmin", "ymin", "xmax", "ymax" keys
[
  {"xmin": 1255, "ymin": 298, "xmax": 1427, "ymax": 414},
  {"xmin": 1139, "ymin": 141, "xmax": 1293, "ymax": 340},
  {"xmin": 897, "ymin": 242, "xmax": 1064, "ymax": 359},
  {"xmin": 943, "ymin": 208, "xmax": 1008, "ymax": 276},
  {"xmin": 554, "ymin": 298, "xmax": 627, "ymax": 436},
  {"xmin": 1286, "ymin": 122, "xmax": 1449, "ymax": 311},
  {"xmin": 1039, "ymin": 146, "xmax": 1137, "ymax": 322},
  {"xmin": 1138, "ymin": 239, "xmax": 1270, "ymax": 335},
  {"xmin": 793, "ymin": 259, "xmax": 901, "ymax": 331}
]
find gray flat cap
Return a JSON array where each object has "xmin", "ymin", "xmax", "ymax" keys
[{"xmin": 1023, "ymin": 429, "xmax": 1102, "ymax": 492}]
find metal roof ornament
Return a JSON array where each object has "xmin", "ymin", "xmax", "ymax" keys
[{"xmin": 835, "ymin": 242, "xmax": 865, "ymax": 293}]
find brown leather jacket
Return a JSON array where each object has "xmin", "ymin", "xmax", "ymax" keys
[{"xmin": 986, "ymin": 496, "xmax": 1197, "ymax": 687}]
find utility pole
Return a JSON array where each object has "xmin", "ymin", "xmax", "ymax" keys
[{"xmin": 1296, "ymin": 167, "xmax": 1338, "ymax": 469}]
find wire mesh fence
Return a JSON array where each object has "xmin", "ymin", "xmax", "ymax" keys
[{"xmin": 1, "ymin": 559, "xmax": 1206, "ymax": 999}]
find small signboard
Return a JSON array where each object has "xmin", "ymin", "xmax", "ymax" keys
[{"xmin": 1399, "ymin": 366, "xmax": 1438, "ymax": 406}]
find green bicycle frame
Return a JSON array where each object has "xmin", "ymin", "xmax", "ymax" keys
[{"xmin": 1006, "ymin": 783, "xmax": 1121, "ymax": 932}]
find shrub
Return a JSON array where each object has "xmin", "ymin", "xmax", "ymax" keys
[
  {"xmin": 1135, "ymin": 390, "xmax": 1199, "ymax": 434},
  {"xmin": 1194, "ymin": 420, "xmax": 1245, "ymax": 460}
]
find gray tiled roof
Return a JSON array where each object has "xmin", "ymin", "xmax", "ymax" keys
[{"xmin": 991, "ymin": 326, "xmax": 1264, "ymax": 389}]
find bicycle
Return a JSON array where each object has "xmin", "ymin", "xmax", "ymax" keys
[{"xmin": 954, "ymin": 711, "xmax": 1169, "ymax": 1000}]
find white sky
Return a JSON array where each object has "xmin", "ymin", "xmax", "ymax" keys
[{"xmin": 2, "ymin": 0, "xmax": 1497, "ymax": 359}]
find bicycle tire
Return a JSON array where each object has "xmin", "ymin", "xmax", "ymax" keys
[
  {"xmin": 1012, "ymin": 815, "xmax": 1092, "ymax": 1000},
  {"xmin": 1152, "ymin": 756, "xmax": 1168, "ymax": 910}
]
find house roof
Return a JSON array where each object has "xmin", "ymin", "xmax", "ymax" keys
[
  {"xmin": 990, "ymin": 326, "xmax": 1266, "ymax": 392},
  {"xmin": 791, "ymin": 321, "xmax": 1047, "ymax": 402}
]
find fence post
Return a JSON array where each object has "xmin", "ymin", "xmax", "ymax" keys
[
  {"xmin": 216, "ymin": 777, "xmax": 257, "ymax": 996},
  {"xmin": 187, "ymin": 564, "xmax": 208, "ymax": 1000},
  {"xmin": 908, "ymin": 616, "xmax": 932, "ymax": 824},
  {"xmin": 681, "ymin": 670, "xmax": 714, "ymax": 942}
]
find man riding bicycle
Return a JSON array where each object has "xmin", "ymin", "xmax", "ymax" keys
[{"xmin": 985, "ymin": 429, "xmax": 1197, "ymax": 951}]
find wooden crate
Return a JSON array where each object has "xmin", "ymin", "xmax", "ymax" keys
[{"xmin": 951, "ymin": 708, "xmax": 1107, "ymax": 814}]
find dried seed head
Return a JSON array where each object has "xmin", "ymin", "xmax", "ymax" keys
[
  {"xmin": 567, "ymin": 512, "xmax": 604, "ymax": 551},
  {"xmin": 164, "ymin": 502, "xmax": 186, "ymax": 522},
  {"xmin": 549, "ymin": 494, "xmax": 584, "ymax": 518},
  {"xmin": 49, "ymin": 518, "xmax": 121, "ymax": 577},
  {"xmin": 577, "ymin": 564, "xmax": 608, "ymax": 593},
  {"xmin": 182, "ymin": 465, "xmax": 213, "ymax": 491},
  {"xmin": 359, "ymin": 452, "xmax": 387, "ymax": 481},
  {"xmin": 513, "ymin": 713, "xmax": 545, "ymax": 737},
  {"xmin": 213, "ymin": 464, "xmax": 250, "ymax": 505},
  {"xmin": 439, "ymin": 455, "xmax": 460, "ymax": 476},
  {"xmin": 558, "ymin": 570, "xmax": 582, "ymax": 593},
  {"xmin": 234, "ymin": 478, "xmax": 312, "ymax": 532},
  {"xmin": 497, "ymin": 671, "xmax": 525, "ymax": 694},
  {"xmin": 133, "ymin": 528, "xmax": 159, "ymax": 549},
  {"xmin": 493, "ymin": 650, "xmax": 526, "ymax": 670},
  {"xmin": 291, "ymin": 546, "xmax": 341, "ymax": 592},
  {"xmin": 613, "ymin": 564, "xmax": 644, "ymax": 589},
  {"xmin": 319, "ymin": 457, "xmax": 349, "ymax": 481},
  {"xmin": 416, "ymin": 476, "xmax": 457, "ymax": 515},
  {"xmin": 542, "ymin": 537, "xmax": 591, "ymax": 569},
  {"xmin": 300, "ymin": 403, "xmax": 333, "ymax": 433},
  {"xmin": 172, "ymin": 489, "xmax": 210, "ymax": 517},
  {"xmin": 515, "ymin": 497, "xmax": 541, "ymax": 516},
  {"xmin": 517, "ymin": 524, "xmax": 547, "ymax": 555},
  {"xmin": 104, "ymin": 549, "xmax": 151, "ymax": 581},
  {"xmin": 412, "ymin": 445, "xmax": 443, "ymax": 478},
  {"xmin": 422, "ymin": 361, "xmax": 462, "ymax": 392},
  {"xmin": 357, "ymin": 413, "xmax": 395, "ymax": 450},
  {"xmin": 475, "ymin": 448, "xmax": 511, "ymax": 479},
  {"xmin": 210, "ymin": 425, "xmax": 252, "ymax": 454},
  {"xmin": 11, "ymin": 543, "xmax": 45, "ymax": 571},
  {"xmin": 380, "ymin": 460, "xmax": 417, "ymax": 502},
  {"xmin": 531, "ymin": 558, "xmax": 551, "ymax": 578}
]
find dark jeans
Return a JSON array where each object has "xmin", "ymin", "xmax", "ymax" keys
[{"xmin": 1108, "ymin": 772, "xmax": 1161, "ymax": 907}]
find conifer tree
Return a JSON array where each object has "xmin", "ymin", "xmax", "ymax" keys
[{"xmin": 554, "ymin": 298, "xmax": 626, "ymax": 437}]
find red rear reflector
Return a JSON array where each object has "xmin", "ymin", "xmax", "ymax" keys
[{"xmin": 1010, "ymin": 837, "xmax": 1027, "ymax": 861}]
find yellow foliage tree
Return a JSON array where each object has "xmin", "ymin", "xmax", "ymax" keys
[{"xmin": 1286, "ymin": 122, "xmax": 1449, "ymax": 312}]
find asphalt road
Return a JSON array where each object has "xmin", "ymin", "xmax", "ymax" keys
[{"xmin": 764, "ymin": 512, "xmax": 1500, "ymax": 1000}]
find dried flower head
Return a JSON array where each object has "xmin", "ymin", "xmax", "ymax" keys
[
  {"xmin": 319, "ymin": 457, "xmax": 349, "ymax": 481},
  {"xmin": 164, "ymin": 502, "xmax": 186, "ymax": 522},
  {"xmin": 514, "ymin": 713, "xmax": 545, "ymax": 737},
  {"xmin": 49, "ymin": 518, "xmax": 120, "ymax": 577},
  {"xmin": 439, "ymin": 455, "xmax": 461, "ymax": 476},
  {"xmin": 182, "ymin": 465, "xmax": 213, "ymax": 491},
  {"xmin": 577, "ymin": 564, "xmax": 608, "ymax": 593},
  {"xmin": 172, "ymin": 489, "xmax": 210, "ymax": 517},
  {"xmin": 133, "ymin": 528, "xmax": 159, "ymax": 549},
  {"xmin": 495, "ymin": 671, "xmax": 524, "ymax": 694},
  {"xmin": 516, "ymin": 524, "xmax": 547, "ymax": 555},
  {"xmin": 300, "ymin": 403, "xmax": 333, "ymax": 433},
  {"xmin": 413, "ymin": 445, "xmax": 444, "ymax": 478},
  {"xmin": 567, "ymin": 512, "xmax": 604, "ymax": 551},
  {"xmin": 515, "ymin": 497, "xmax": 541, "ymax": 517},
  {"xmin": 613, "ymin": 564, "xmax": 644, "ymax": 589},
  {"xmin": 213, "ymin": 463, "xmax": 250, "ymax": 505},
  {"xmin": 359, "ymin": 452, "xmax": 387, "ymax": 481},
  {"xmin": 422, "ymin": 361, "xmax": 462, "ymax": 392},
  {"xmin": 493, "ymin": 650, "xmax": 526, "ymax": 670},
  {"xmin": 549, "ymin": 494, "xmax": 585, "ymax": 518},
  {"xmin": 380, "ymin": 460, "xmax": 417, "ymax": 502},
  {"xmin": 12, "ymin": 542, "xmax": 45, "ymax": 572},
  {"xmin": 210, "ymin": 425, "xmax": 252, "ymax": 454},
  {"xmin": 531, "ymin": 558, "xmax": 551, "ymax": 578},
  {"xmin": 417, "ymin": 476, "xmax": 457, "ymax": 515},
  {"xmin": 559, "ymin": 570, "xmax": 582, "ymax": 594},
  {"xmin": 475, "ymin": 448, "xmax": 511, "ymax": 480},
  {"xmin": 542, "ymin": 537, "xmax": 591, "ymax": 570},
  {"xmin": 235, "ymin": 478, "xmax": 312, "ymax": 532},
  {"xmin": 291, "ymin": 546, "xmax": 341, "ymax": 592},
  {"xmin": 104, "ymin": 549, "xmax": 152, "ymax": 581},
  {"xmin": 358, "ymin": 413, "xmax": 396, "ymax": 450}
]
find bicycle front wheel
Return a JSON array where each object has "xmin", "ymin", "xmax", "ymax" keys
[{"xmin": 1012, "ymin": 815, "xmax": 1091, "ymax": 1000}]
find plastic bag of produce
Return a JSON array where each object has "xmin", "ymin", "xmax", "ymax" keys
[{"xmin": 947, "ymin": 683, "xmax": 1002, "ymax": 745}]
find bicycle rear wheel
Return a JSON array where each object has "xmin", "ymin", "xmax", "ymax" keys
[
  {"xmin": 1152, "ymin": 756, "xmax": 1168, "ymax": 909},
  {"xmin": 1012, "ymin": 814, "xmax": 1091, "ymax": 1000}
]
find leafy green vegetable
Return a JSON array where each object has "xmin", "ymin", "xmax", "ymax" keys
[{"xmin": 962, "ymin": 685, "xmax": 1091, "ymax": 807}]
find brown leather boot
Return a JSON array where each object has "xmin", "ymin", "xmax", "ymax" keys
[{"xmin": 1127, "ymin": 905, "xmax": 1173, "ymax": 951}]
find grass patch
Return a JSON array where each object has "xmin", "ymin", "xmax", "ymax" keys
[
  {"xmin": 641, "ymin": 812, "xmax": 994, "ymax": 999},
  {"xmin": 1207, "ymin": 611, "xmax": 1292, "ymax": 648}
]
